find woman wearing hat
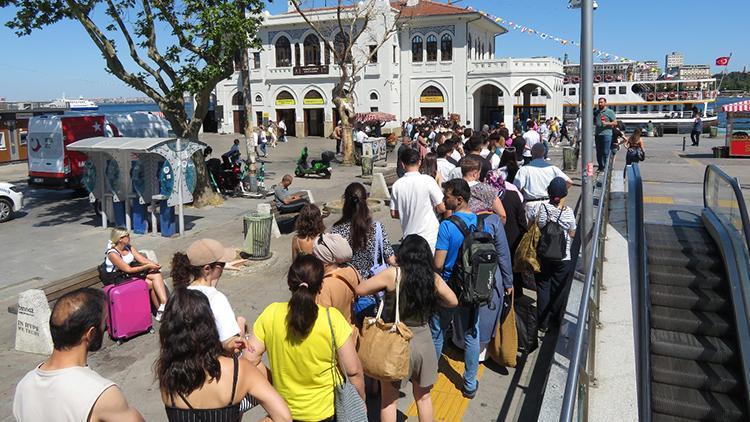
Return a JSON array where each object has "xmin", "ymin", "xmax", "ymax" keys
[
  {"xmin": 535, "ymin": 177, "xmax": 577, "ymax": 332},
  {"xmin": 170, "ymin": 239, "xmax": 245, "ymax": 354}
]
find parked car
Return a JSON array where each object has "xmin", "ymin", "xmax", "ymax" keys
[{"xmin": 0, "ymin": 182, "xmax": 23, "ymax": 222}]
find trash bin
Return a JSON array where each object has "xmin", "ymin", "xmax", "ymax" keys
[
  {"xmin": 710, "ymin": 127, "xmax": 718, "ymax": 138},
  {"xmin": 243, "ymin": 213, "xmax": 273, "ymax": 260},
  {"xmin": 361, "ymin": 155, "xmax": 373, "ymax": 177},
  {"xmin": 712, "ymin": 146, "xmax": 730, "ymax": 158},
  {"xmin": 562, "ymin": 147, "xmax": 577, "ymax": 172}
]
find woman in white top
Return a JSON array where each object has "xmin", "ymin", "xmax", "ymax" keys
[
  {"xmin": 104, "ymin": 227, "xmax": 168, "ymax": 320},
  {"xmin": 170, "ymin": 239, "xmax": 245, "ymax": 354}
]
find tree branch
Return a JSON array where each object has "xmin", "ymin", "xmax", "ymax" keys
[
  {"xmin": 152, "ymin": 0, "xmax": 204, "ymax": 58},
  {"xmin": 141, "ymin": 0, "xmax": 179, "ymax": 87}
]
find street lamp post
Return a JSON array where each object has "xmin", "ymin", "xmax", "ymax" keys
[{"xmin": 579, "ymin": 0, "xmax": 594, "ymax": 272}]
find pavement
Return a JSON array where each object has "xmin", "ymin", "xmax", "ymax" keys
[{"xmin": 0, "ymin": 135, "xmax": 580, "ymax": 421}]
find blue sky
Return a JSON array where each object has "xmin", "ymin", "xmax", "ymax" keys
[{"xmin": 0, "ymin": 0, "xmax": 746, "ymax": 100}]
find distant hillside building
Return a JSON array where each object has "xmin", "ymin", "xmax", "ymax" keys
[
  {"xmin": 212, "ymin": 0, "xmax": 564, "ymax": 135},
  {"xmin": 677, "ymin": 64, "xmax": 711, "ymax": 80},
  {"xmin": 665, "ymin": 51, "xmax": 684, "ymax": 72}
]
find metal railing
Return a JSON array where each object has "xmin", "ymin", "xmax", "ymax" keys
[
  {"xmin": 627, "ymin": 163, "xmax": 651, "ymax": 421},
  {"xmin": 559, "ymin": 151, "xmax": 615, "ymax": 422},
  {"xmin": 704, "ymin": 165, "xmax": 750, "ymax": 255}
]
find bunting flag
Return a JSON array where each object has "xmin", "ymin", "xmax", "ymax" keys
[{"xmin": 471, "ymin": 9, "xmax": 635, "ymax": 64}]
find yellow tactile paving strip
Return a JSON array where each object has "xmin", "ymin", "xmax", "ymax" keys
[
  {"xmin": 643, "ymin": 195, "xmax": 674, "ymax": 204},
  {"xmin": 405, "ymin": 351, "xmax": 485, "ymax": 421}
]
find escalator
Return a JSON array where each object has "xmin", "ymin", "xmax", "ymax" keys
[
  {"xmin": 629, "ymin": 164, "xmax": 750, "ymax": 422},
  {"xmin": 645, "ymin": 223, "xmax": 747, "ymax": 421}
]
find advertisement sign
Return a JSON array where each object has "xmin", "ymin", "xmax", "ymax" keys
[
  {"xmin": 303, "ymin": 98, "xmax": 325, "ymax": 105},
  {"xmin": 275, "ymin": 99, "xmax": 296, "ymax": 106},
  {"xmin": 420, "ymin": 96, "xmax": 444, "ymax": 103}
]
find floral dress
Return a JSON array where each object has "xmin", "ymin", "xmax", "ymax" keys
[{"xmin": 330, "ymin": 220, "xmax": 395, "ymax": 279}]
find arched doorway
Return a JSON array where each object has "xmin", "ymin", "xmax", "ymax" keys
[
  {"xmin": 275, "ymin": 90, "xmax": 297, "ymax": 137},
  {"xmin": 231, "ymin": 91, "xmax": 246, "ymax": 134},
  {"xmin": 419, "ymin": 85, "xmax": 446, "ymax": 118},
  {"xmin": 303, "ymin": 89, "xmax": 325, "ymax": 137},
  {"xmin": 514, "ymin": 82, "xmax": 551, "ymax": 125},
  {"xmin": 473, "ymin": 84, "xmax": 504, "ymax": 130}
]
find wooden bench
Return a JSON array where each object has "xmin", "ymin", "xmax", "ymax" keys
[{"xmin": 8, "ymin": 268, "xmax": 102, "ymax": 314}]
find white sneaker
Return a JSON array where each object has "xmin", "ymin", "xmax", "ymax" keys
[{"xmin": 155, "ymin": 304, "xmax": 166, "ymax": 322}]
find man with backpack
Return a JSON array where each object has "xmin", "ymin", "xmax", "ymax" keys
[{"xmin": 432, "ymin": 179, "xmax": 513, "ymax": 399}]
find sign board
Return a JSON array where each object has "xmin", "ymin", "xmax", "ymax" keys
[
  {"xmin": 15, "ymin": 289, "xmax": 53, "ymax": 355},
  {"xmin": 730, "ymin": 138, "xmax": 750, "ymax": 157},
  {"xmin": 420, "ymin": 96, "xmax": 444, "ymax": 103},
  {"xmin": 275, "ymin": 99, "xmax": 296, "ymax": 106},
  {"xmin": 293, "ymin": 65, "xmax": 330, "ymax": 76},
  {"xmin": 16, "ymin": 113, "xmax": 34, "ymax": 119},
  {"xmin": 303, "ymin": 98, "xmax": 325, "ymax": 105}
]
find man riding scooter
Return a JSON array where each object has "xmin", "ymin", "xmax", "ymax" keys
[{"xmin": 274, "ymin": 174, "xmax": 309, "ymax": 214}]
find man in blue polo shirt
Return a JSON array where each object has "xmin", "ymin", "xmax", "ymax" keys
[
  {"xmin": 593, "ymin": 97, "xmax": 618, "ymax": 172},
  {"xmin": 432, "ymin": 178, "xmax": 513, "ymax": 399}
]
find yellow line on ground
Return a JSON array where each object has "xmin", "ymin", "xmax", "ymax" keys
[
  {"xmin": 405, "ymin": 351, "xmax": 486, "ymax": 421},
  {"xmin": 643, "ymin": 195, "xmax": 675, "ymax": 204},
  {"xmin": 672, "ymin": 150, "xmax": 705, "ymax": 170}
]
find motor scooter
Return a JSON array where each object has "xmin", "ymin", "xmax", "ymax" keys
[{"xmin": 294, "ymin": 147, "xmax": 334, "ymax": 179}]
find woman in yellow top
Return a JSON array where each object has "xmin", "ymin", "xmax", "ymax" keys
[{"xmin": 245, "ymin": 255, "xmax": 365, "ymax": 421}]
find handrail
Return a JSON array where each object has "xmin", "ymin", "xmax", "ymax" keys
[
  {"xmin": 627, "ymin": 163, "xmax": 651, "ymax": 421},
  {"xmin": 703, "ymin": 164, "xmax": 750, "ymax": 255},
  {"xmin": 559, "ymin": 150, "xmax": 615, "ymax": 422}
]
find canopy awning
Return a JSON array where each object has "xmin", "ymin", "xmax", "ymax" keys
[
  {"xmin": 67, "ymin": 136, "xmax": 206, "ymax": 153},
  {"xmin": 722, "ymin": 100, "xmax": 750, "ymax": 113},
  {"xmin": 355, "ymin": 112, "xmax": 397, "ymax": 123}
]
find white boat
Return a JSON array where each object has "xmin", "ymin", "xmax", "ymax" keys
[
  {"xmin": 46, "ymin": 94, "xmax": 98, "ymax": 111},
  {"xmin": 562, "ymin": 63, "xmax": 718, "ymax": 133}
]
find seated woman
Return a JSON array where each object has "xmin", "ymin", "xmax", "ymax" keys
[
  {"xmin": 156, "ymin": 289, "xmax": 291, "ymax": 422},
  {"xmin": 291, "ymin": 204, "xmax": 325, "ymax": 259},
  {"xmin": 103, "ymin": 227, "xmax": 168, "ymax": 321},
  {"xmin": 171, "ymin": 239, "xmax": 245, "ymax": 354},
  {"xmin": 245, "ymin": 256, "xmax": 365, "ymax": 421}
]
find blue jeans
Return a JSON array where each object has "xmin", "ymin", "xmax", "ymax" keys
[
  {"xmin": 595, "ymin": 133, "xmax": 612, "ymax": 170},
  {"xmin": 429, "ymin": 306, "xmax": 480, "ymax": 391},
  {"xmin": 257, "ymin": 143, "xmax": 267, "ymax": 157},
  {"xmin": 543, "ymin": 140, "xmax": 550, "ymax": 159}
]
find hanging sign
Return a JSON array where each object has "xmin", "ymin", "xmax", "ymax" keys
[
  {"xmin": 275, "ymin": 99, "xmax": 296, "ymax": 106},
  {"xmin": 420, "ymin": 96, "xmax": 444, "ymax": 103},
  {"xmin": 303, "ymin": 98, "xmax": 325, "ymax": 105}
]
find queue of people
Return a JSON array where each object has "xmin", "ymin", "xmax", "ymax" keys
[{"xmin": 13, "ymin": 111, "xmax": 601, "ymax": 422}]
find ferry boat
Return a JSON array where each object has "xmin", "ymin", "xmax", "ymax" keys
[
  {"xmin": 45, "ymin": 95, "xmax": 99, "ymax": 111},
  {"xmin": 562, "ymin": 63, "xmax": 718, "ymax": 133}
]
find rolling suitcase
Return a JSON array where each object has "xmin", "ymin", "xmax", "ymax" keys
[{"xmin": 104, "ymin": 278, "xmax": 153, "ymax": 342}]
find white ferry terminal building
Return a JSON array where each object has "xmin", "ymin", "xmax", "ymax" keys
[{"xmin": 214, "ymin": 0, "xmax": 564, "ymax": 136}]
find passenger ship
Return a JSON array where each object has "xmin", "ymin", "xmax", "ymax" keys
[
  {"xmin": 562, "ymin": 63, "xmax": 718, "ymax": 133},
  {"xmin": 45, "ymin": 95, "xmax": 99, "ymax": 111}
]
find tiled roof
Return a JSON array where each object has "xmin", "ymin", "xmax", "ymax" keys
[{"xmin": 393, "ymin": 0, "xmax": 474, "ymax": 18}]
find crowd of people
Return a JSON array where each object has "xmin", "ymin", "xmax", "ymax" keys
[{"xmin": 13, "ymin": 101, "xmax": 646, "ymax": 421}]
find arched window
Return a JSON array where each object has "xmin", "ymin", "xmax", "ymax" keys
[
  {"xmin": 275, "ymin": 36, "xmax": 292, "ymax": 67},
  {"xmin": 370, "ymin": 92, "xmax": 379, "ymax": 101},
  {"xmin": 334, "ymin": 32, "xmax": 351, "ymax": 63},
  {"xmin": 254, "ymin": 94, "xmax": 262, "ymax": 103},
  {"xmin": 411, "ymin": 36, "xmax": 423, "ymax": 62},
  {"xmin": 467, "ymin": 34, "xmax": 472, "ymax": 59},
  {"xmin": 276, "ymin": 90, "xmax": 295, "ymax": 106},
  {"xmin": 303, "ymin": 34, "xmax": 320, "ymax": 66},
  {"xmin": 303, "ymin": 90, "xmax": 324, "ymax": 105},
  {"xmin": 474, "ymin": 39, "xmax": 479, "ymax": 60},
  {"xmin": 440, "ymin": 34, "xmax": 452, "ymax": 61},
  {"xmin": 480, "ymin": 42, "xmax": 485, "ymax": 58},
  {"xmin": 426, "ymin": 35, "xmax": 438, "ymax": 62},
  {"xmin": 231, "ymin": 92, "xmax": 243, "ymax": 106},
  {"xmin": 420, "ymin": 86, "xmax": 444, "ymax": 103}
]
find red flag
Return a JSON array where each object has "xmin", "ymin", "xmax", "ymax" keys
[{"xmin": 716, "ymin": 56, "xmax": 730, "ymax": 66}]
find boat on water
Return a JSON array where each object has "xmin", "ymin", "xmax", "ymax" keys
[
  {"xmin": 562, "ymin": 63, "xmax": 718, "ymax": 133},
  {"xmin": 45, "ymin": 95, "xmax": 98, "ymax": 111}
]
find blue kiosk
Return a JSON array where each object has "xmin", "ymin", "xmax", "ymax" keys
[{"xmin": 67, "ymin": 137, "xmax": 206, "ymax": 237}]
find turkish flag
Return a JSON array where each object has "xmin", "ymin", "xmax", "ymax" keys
[{"xmin": 716, "ymin": 56, "xmax": 730, "ymax": 66}]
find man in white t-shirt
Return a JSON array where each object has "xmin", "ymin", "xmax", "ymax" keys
[
  {"xmin": 390, "ymin": 148, "xmax": 446, "ymax": 252},
  {"xmin": 277, "ymin": 119, "xmax": 287, "ymax": 142},
  {"xmin": 514, "ymin": 143, "xmax": 573, "ymax": 222},
  {"xmin": 14, "ymin": 289, "xmax": 143, "ymax": 422},
  {"xmin": 436, "ymin": 143, "xmax": 456, "ymax": 182},
  {"xmin": 521, "ymin": 123, "xmax": 541, "ymax": 164}
]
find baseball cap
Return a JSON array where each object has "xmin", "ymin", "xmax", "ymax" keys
[{"xmin": 186, "ymin": 239, "xmax": 236, "ymax": 266}]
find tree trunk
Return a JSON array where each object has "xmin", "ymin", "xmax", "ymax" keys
[
  {"xmin": 334, "ymin": 95, "xmax": 356, "ymax": 165},
  {"xmin": 240, "ymin": 50, "xmax": 255, "ymax": 163}
]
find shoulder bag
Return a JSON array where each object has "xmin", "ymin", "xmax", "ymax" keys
[
  {"xmin": 357, "ymin": 268, "xmax": 413, "ymax": 381},
  {"xmin": 326, "ymin": 308, "xmax": 368, "ymax": 422},
  {"xmin": 98, "ymin": 248, "xmax": 130, "ymax": 286}
]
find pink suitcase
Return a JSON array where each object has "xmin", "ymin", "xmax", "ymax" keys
[{"xmin": 104, "ymin": 278, "xmax": 153, "ymax": 342}]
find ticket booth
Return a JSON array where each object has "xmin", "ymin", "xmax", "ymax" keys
[
  {"xmin": 722, "ymin": 100, "xmax": 750, "ymax": 157},
  {"xmin": 67, "ymin": 137, "xmax": 207, "ymax": 237}
]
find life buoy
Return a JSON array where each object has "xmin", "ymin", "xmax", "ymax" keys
[
  {"xmin": 605, "ymin": 74, "xmax": 614, "ymax": 82},
  {"xmin": 668, "ymin": 92, "xmax": 677, "ymax": 100},
  {"xmin": 594, "ymin": 75, "xmax": 602, "ymax": 82},
  {"xmin": 693, "ymin": 92, "xmax": 700, "ymax": 99},
  {"xmin": 657, "ymin": 93, "xmax": 665, "ymax": 100},
  {"xmin": 616, "ymin": 74, "xmax": 623, "ymax": 81},
  {"xmin": 647, "ymin": 93, "xmax": 656, "ymax": 101},
  {"xmin": 680, "ymin": 92, "xmax": 689, "ymax": 100},
  {"xmin": 564, "ymin": 77, "xmax": 570, "ymax": 84},
  {"xmin": 572, "ymin": 76, "xmax": 580, "ymax": 83}
]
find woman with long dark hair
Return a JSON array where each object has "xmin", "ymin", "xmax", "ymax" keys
[
  {"xmin": 170, "ymin": 239, "xmax": 245, "ymax": 354},
  {"xmin": 245, "ymin": 255, "xmax": 365, "ymax": 421},
  {"xmin": 356, "ymin": 234, "xmax": 457, "ymax": 422},
  {"xmin": 331, "ymin": 182, "xmax": 396, "ymax": 279},
  {"xmin": 156, "ymin": 289, "xmax": 291, "ymax": 421},
  {"xmin": 498, "ymin": 148, "xmax": 520, "ymax": 184},
  {"xmin": 419, "ymin": 152, "xmax": 440, "ymax": 184},
  {"xmin": 291, "ymin": 203, "xmax": 325, "ymax": 259}
]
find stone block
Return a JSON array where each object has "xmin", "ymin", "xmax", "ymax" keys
[
  {"xmin": 370, "ymin": 172, "xmax": 390, "ymax": 202},
  {"xmin": 140, "ymin": 249, "xmax": 158, "ymax": 263},
  {"xmin": 15, "ymin": 289, "xmax": 53, "ymax": 355}
]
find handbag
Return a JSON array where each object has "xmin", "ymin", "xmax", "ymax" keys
[
  {"xmin": 98, "ymin": 249, "xmax": 130, "ymax": 286},
  {"xmin": 354, "ymin": 222, "xmax": 389, "ymax": 319},
  {"xmin": 357, "ymin": 268, "xmax": 413, "ymax": 381},
  {"xmin": 488, "ymin": 292, "xmax": 518, "ymax": 368},
  {"xmin": 326, "ymin": 308, "xmax": 367, "ymax": 422},
  {"xmin": 513, "ymin": 224, "xmax": 541, "ymax": 274}
]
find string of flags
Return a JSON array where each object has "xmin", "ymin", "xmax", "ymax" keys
[{"xmin": 470, "ymin": 8, "xmax": 637, "ymax": 65}]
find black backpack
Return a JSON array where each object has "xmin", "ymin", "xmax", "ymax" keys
[
  {"xmin": 537, "ymin": 206, "xmax": 567, "ymax": 261},
  {"xmin": 447, "ymin": 215, "xmax": 498, "ymax": 306}
]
